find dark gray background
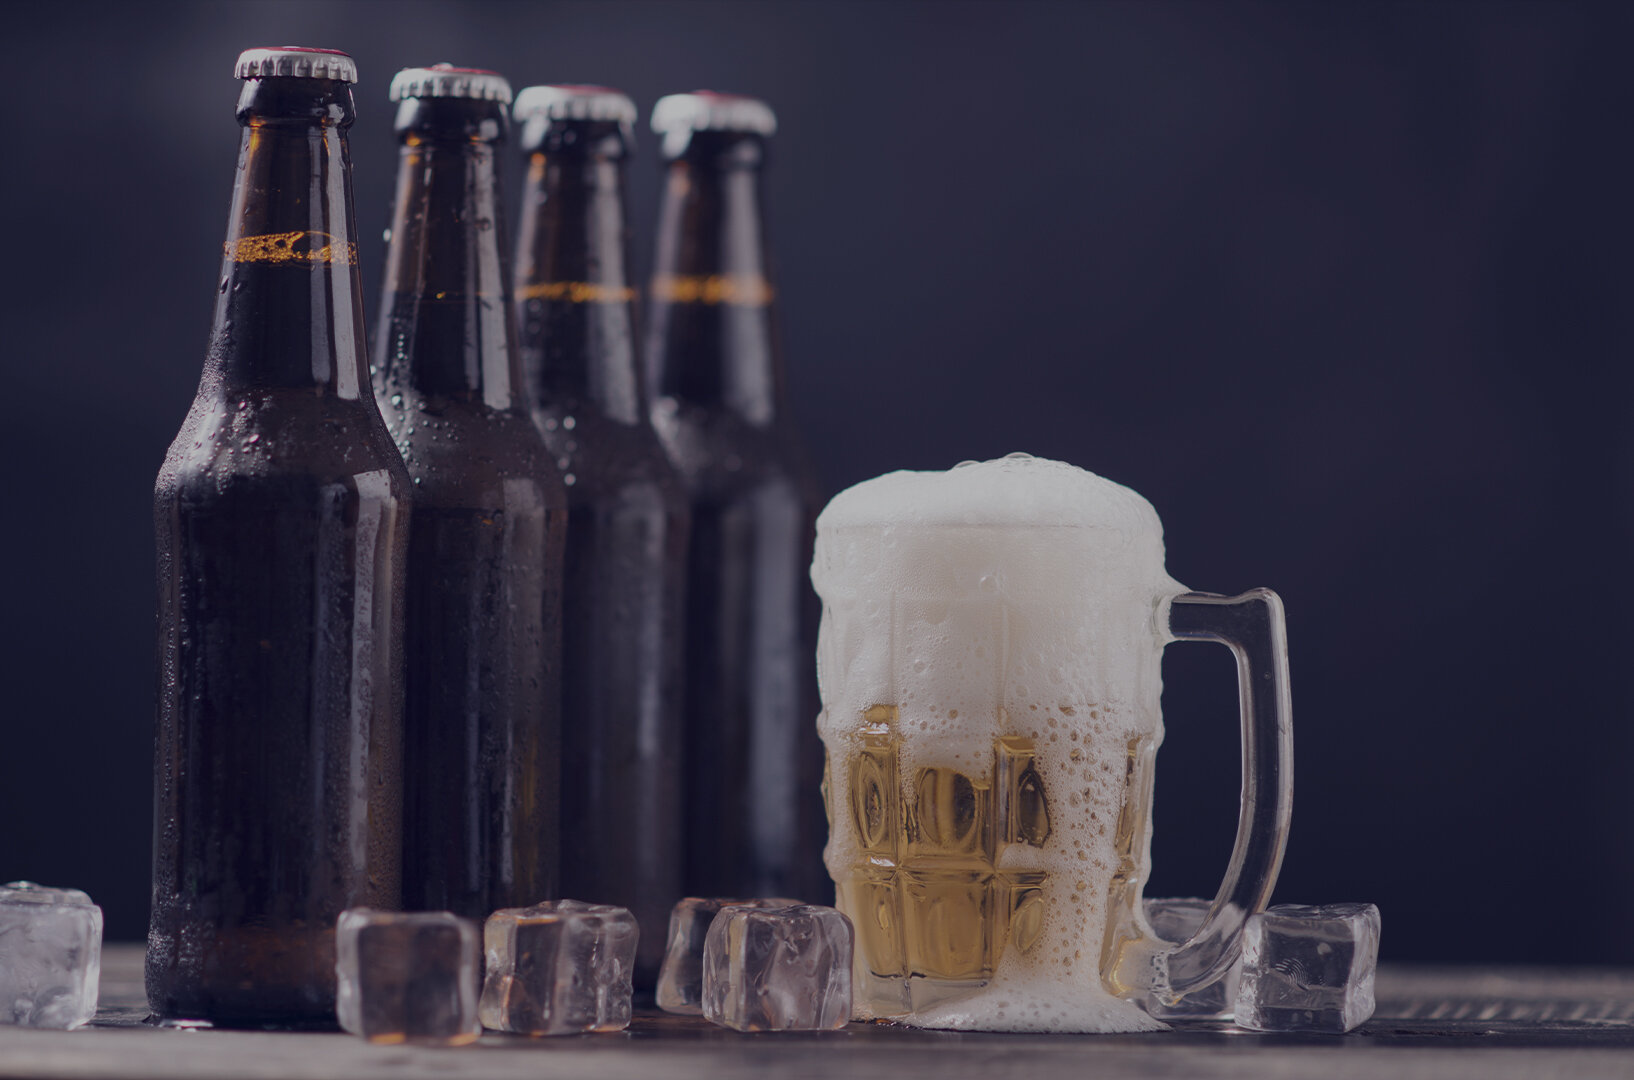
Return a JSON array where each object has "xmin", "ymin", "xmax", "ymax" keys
[{"xmin": 5, "ymin": 0, "xmax": 1630, "ymax": 963}]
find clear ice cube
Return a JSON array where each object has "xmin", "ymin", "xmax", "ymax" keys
[
  {"xmin": 479, "ymin": 899, "xmax": 638, "ymax": 1035},
  {"xmin": 1235, "ymin": 902, "xmax": 1381, "ymax": 1033},
  {"xmin": 335, "ymin": 909, "xmax": 481, "ymax": 1045},
  {"xmin": 0, "ymin": 881, "xmax": 103, "ymax": 1029},
  {"xmin": 1142, "ymin": 897, "xmax": 1240, "ymax": 1020},
  {"xmin": 656, "ymin": 897, "xmax": 801, "ymax": 1015},
  {"xmin": 701, "ymin": 903, "xmax": 852, "ymax": 1032}
]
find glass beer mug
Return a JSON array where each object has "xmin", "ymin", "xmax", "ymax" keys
[{"xmin": 811, "ymin": 455, "xmax": 1293, "ymax": 1031}]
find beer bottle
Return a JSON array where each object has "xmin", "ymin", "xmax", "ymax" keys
[
  {"xmin": 513, "ymin": 85, "xmax": 689, "ymax": 983},
  {"xmin": 150, "ymin": 47, "xmax": 411, "ymax": 1025},
  {"xmin": 374, "ymin": 66, "xmax": 568, "ymax": 917},
  {"xmin": 645, "ymin": 93, "xmax": 827, "ymax": 903}
]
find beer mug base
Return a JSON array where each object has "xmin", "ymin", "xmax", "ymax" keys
[
  {"xmin": 871, "ymin": 972, "xmax": 1166, "ymax": 1034},
  {"xmin": 852, "ymin": 975, "xmax": 985, "ymax": 1022}
]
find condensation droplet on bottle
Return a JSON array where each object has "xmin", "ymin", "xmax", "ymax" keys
[
  {"xmin": 543, "ymin": 417, "xmax": 559, "ymax": 431},
  {"xmin": 562, "ymin": 416, "xmax": 576, "ymax": 430},
  {"xmin": 390, "ymin": 394, "xmax": 403, "ymax": 408},
  {"xmin": 563, "ymin": 473, "xmax": 576, "ymax": 486}
]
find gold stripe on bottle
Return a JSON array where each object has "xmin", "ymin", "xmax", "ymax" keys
[
  {"xmin": 515, "ymin": 281, "xmax": 637, "ymax": 303},
  {"xmin": 226, "ymin": 231, "xmax": 358, "ymax": 265},
  {"xmin": 650, "ymin": 273, "xmax": 774, "ymax": 307}
]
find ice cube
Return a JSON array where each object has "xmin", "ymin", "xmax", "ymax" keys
[
  {"xmin": 0, "ymin": 881, "xmax": 103, "ymax": 1029},
  {"xmin": 1142, "ymin": 897, "xmax": 1240, "ymax": 1020},
  {"xmin": 657, "ymin": 897, "xmax": 800, "ymax": 1015},
  {"xmin": 479, "ymin": 900, "xmax": 638, "ymax": 1035},
  {"xmin": 702, "ymin": 903, "xmax": 852, "ymax": 1032},
  {"xmin": 1235, "ymin": 903, "xmax": 1381, "ymax": 1033},
  {"xmin": 335, "ymin": 909, "xmax": 480, "ymax": 1045}
]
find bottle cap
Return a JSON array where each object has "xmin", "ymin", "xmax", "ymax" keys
[
  {"xmin": 650, "ymin": 91, "xmax": 776, "ymax": 137},
  {"xmin": 513, "ymin": 84, "xmax": 637, "ymax": 125},
  {"xmin": 389, "ymin": 64, "xmax": 512, "ymax": 104},
  {"xmin": 235, "ymin": 47, "xmax": 358, "ymax": 84}
]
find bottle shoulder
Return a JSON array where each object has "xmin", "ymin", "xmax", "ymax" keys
[
  {"xmin": 649, "ymin": 396, "xmax": 819, "ymax": 503},
  {"xmin": 528, "ymin": 401, "xmax": 686, "ymax": 508},
  {"xmin": 376, "ymin": 392, "xmax": 568, "ymax": 512},
  {"xmin": 158, "ymin": 388, "xmax": 411, "ymax": 498}
]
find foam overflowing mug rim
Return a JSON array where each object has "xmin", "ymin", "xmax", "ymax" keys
[{"xmin": 814, "ymin": 453, "xmax": 1170, "ymax": 535}]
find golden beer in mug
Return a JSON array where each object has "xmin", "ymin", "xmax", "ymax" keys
[{"xmin": 812, "ymin": 456, "xmax": 1293, "ymax": 1032}]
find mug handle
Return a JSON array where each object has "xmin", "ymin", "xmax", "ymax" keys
[{"xmin": 1130, "ymin": 588, "xmax": 1295, "ymax": 1005}]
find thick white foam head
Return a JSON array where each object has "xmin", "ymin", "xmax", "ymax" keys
[
  {"xmin": 817, "ymin": 453, "xmax": 1168, "ymax": 533},
  {"xmin": 812, "ymin": 454, "xmax": 1184, "ymax": 1033}
]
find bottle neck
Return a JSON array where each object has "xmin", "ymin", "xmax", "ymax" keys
[
  {"xmin": 645, "ymin": 133, "xmax": 783, "ymax": 426},
  {"xmin": 209, "ymin": 78, "xmax": 368, "ymax": 398},
  {"xmin": 375, "ymin": 98, "xmax": 519, "ymax": 409},
  {"xmin": 514, "ymin": 121, "xmax": 644, "ymax": 425}
]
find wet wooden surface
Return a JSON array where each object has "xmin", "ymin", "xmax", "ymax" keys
[{"xmin": 1, "ymin": 945, "xmax": 1631, "ymax": 1079}]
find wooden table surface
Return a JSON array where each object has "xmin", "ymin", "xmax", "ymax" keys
[{"xmin": 2, "ymin": 945, "xmax": 1631, "ymax": 1080}]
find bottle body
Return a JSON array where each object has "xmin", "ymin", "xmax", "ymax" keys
[
  {"xmin": 535, "ymin": 406, "xmax": 688, "ymax": 972},
  {"xmin": 150, "ymin": 400, "xmax": 409, "ymax": 1024},
  {"xmin": 374, "ymin": 91, "xmax": 568, "ymax": 917},
  {"xmin": 148, "ymin": 69, "xmax": 410, "ymax": 1025},
  {"xmin": 515, "ymin": 109, "xmax": 688, "ymax": 984},
  {"xmin": 650, "ymin": 407, "xmax": 824, "ymax": 901},
  {"xmin": 388, "ymin": 427, "xmax": 564, "ymax": 918},
  {"xmin": 646, "ymin": 123, "xmax": 827, "ymax": 903}
]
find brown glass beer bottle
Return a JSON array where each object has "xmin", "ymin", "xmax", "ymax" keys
[
  {"xmin": 374, "ymin": 66, "xmax": 568, "ymax": 918},
  {"xmin": 512, "ymin": 84, "xmax": 689, "ymax": 983},
  {"xmin": 149, "ymin": 48, "xmax": 411, "ymax": 1025},
  {"xmin": 644, "ymin": 93, "xmax": 827, "ymax": 903}
]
